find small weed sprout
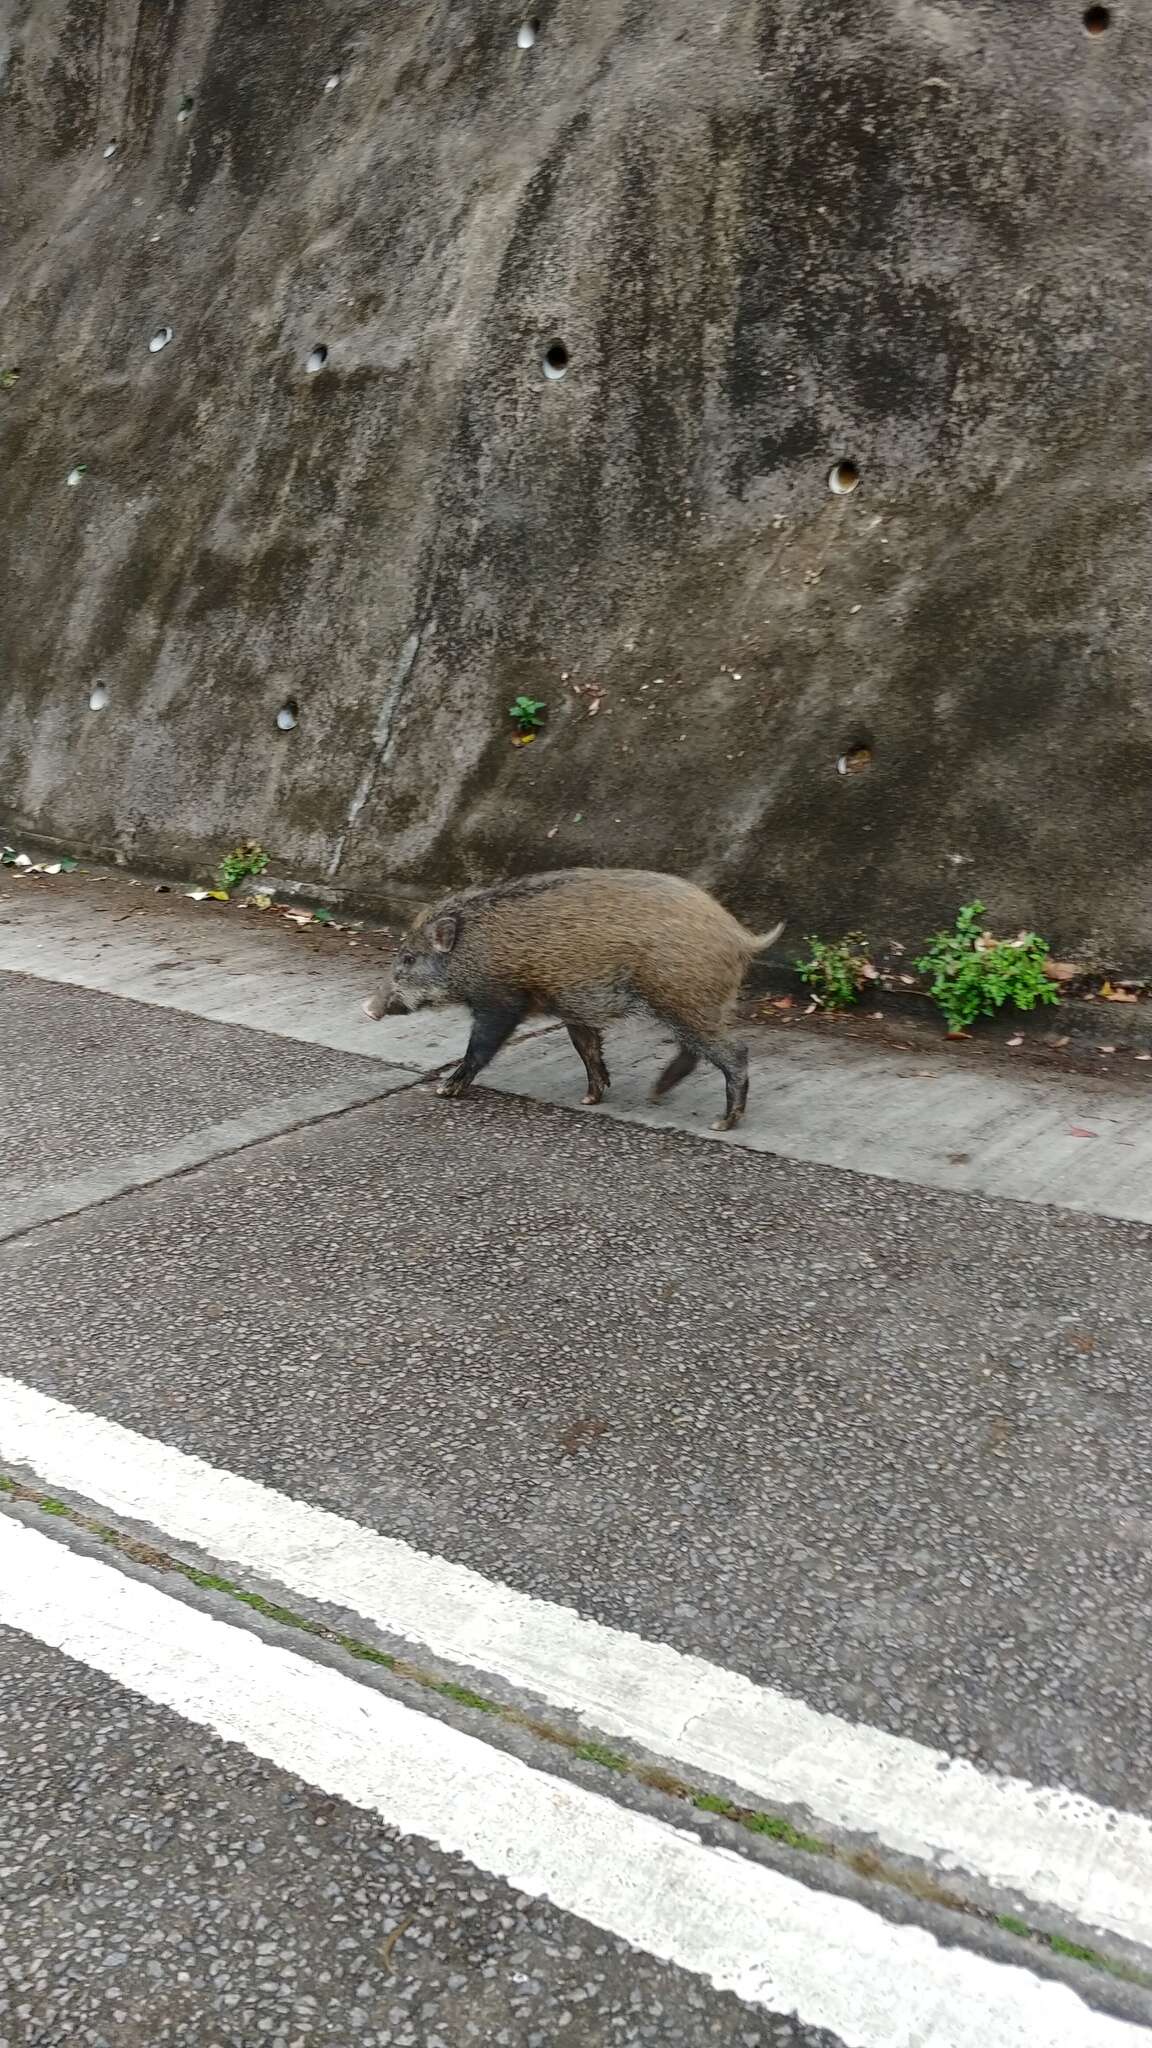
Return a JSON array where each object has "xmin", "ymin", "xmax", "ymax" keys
[
  {"xmin": 796, "ymin": 933, "xmax": 873, "ymax": 1010},
  {"xmin": 216, "ymin": 841, "xmax": 270, "ymax": 895},
  {"xmin": 509, "ymin": 695, "xmax": 547, "ymax": 736},
  {"xmin": 917, "ymin": 901, "xmax": 1059, "ymax": 1034}
]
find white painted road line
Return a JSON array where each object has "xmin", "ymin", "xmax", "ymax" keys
[
  {"xmin": 0, "ymin": 1520, "xmax": 1142, "ymax": 2048},
  {"xmin": 2, "ymin": 1373, "xmax": 1150, "ymax": 1951}
]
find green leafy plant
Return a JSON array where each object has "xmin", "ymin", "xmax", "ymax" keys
[
  {"xmin": 795, "ymin": 933, "xmax": 873, "ymax": 1010},
  {"xmin": 509, "ymin": 695, "xmax": 546, "ymax": 736},
  {"xmin": 916, "ymin": 901, "xmax": 1060, "ymax": 1034},
  {"xmin": 216, "ymin": 840, "xmax": 269, "ymax": 894},
  {"xmin": 0, "ymin": 367, "xmax": 20, "ymax": 391}
]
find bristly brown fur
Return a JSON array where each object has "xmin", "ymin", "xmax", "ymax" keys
[
  {"xmin": 433, "ymin": 869, "xmax": 769, "ymax": 1036},
  {"xmin": 375, "ymin": 868, "xmax": 785, "ymax": 1129}
]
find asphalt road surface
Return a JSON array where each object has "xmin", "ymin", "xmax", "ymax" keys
[{"xmin": 3, "ymin": 884, "xmax": 1152, "ymax": 2047}]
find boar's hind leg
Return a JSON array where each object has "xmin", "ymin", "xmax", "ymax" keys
[
  {"xmin": 436, "ymin": 1001, "xmax": 526, "ymax": 1099},
  {"xmin": 700, "ymin": 1035, "xmax": 750, "ymax": 1132},
  {"xmin": 649, "ymin": 1044, "xmax": 699, "ymax": 1103},
  {"xmin": 564, "ymin": 1020, "xmax": 611, "ymax": 1105},
  {"xmin": 653, "ymin": 1031, "xmax": 748, "ymax": 1130}
]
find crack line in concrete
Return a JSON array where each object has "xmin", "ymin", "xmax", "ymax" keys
[{"xmin": 326, "ymin": 623, "xmax": 428, "ymax": 879}]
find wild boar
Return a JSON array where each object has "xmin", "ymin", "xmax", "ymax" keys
[{"xmin": 364, "ymin": 867, "xmax": 784, "ymax": 1131}]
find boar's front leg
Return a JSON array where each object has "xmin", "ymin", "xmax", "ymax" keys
[
  {"xmin": 436, "ymin": 1000, "xmax": 527, "ymax": 1099},
  {"xmin": 563, "ymin": 1020, "xmax": 610, "ymax": 1105}
]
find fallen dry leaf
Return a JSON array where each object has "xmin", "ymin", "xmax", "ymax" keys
[
  {"xmin": 1136, "ymin": 1052, "xmax": 1152, "ymax": 1062},
  {"xmin": 1099, "ymin": 981, "xmax": 1138, "ymax": 1003},
  {"xmin": 1044, "ymin": 959, "xmax": 1081, "ymax": 983},
  {"xmin": 1006, "ymin": 1035, "xmax": 1023, "ymax": 1047},
  {"xmin": 379, "ymin": 1914, "xmax": 416, "ymax": 1971},
  {"xmin": 1068, "ymin": 1126, "xmax": 1098, "ymax": 1138},
  {"xmin": 1097, "ymin": 1045, "xmax": 1117, "ymax": 1054}
]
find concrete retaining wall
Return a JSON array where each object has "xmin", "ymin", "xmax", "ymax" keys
[{"xmin": 1, "ymin": 0, "xmax": 1149, "ymax": 958}]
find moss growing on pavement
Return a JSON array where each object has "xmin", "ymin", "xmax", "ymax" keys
[{"xmin": 2, "ymin": 1467, "xmax": 1148, "ymax": 1993}]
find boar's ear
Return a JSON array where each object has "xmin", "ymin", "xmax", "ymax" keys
[{"xmin": 429, "ymin": 913, "xmax": 459, "ymax": 954}]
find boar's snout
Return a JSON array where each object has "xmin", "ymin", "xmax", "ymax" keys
[{"xmin": 362, "ymin": 987, "xmax": 409, "ymax": 1020}]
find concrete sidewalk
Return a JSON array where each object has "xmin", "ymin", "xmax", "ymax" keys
[{"xmin": 3, "ymin": 874, "xmax": 1152, "ymax": 1220}]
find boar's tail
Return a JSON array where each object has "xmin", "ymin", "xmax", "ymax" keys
[{"xmin": 744, "ymin": 918, "xmax": 786, "ymax": 954}]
